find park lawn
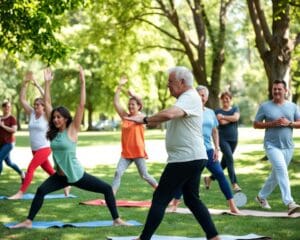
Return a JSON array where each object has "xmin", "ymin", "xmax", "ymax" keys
[
  {"xmin": 14, "ymin": 129, "xmax": 165, "ymax": 147},
  {"xmin": 1, "ymin": 129, "xmax": 300, "ymax": 239}
]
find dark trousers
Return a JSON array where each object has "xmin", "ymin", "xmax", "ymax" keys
[
  {"xmin": 140, "ymin": 159, "xmax": 218, "ymax": 240},
  {"xmin": 211, "ymin": 140, "xmax": 238, "ymax": 185},
  {"xmin": 27, "ymin": 172, "xmax": 119, "ymax": 220},
  {"xmin": 174, "ymin": 149, "xmax": 233, "ymax": 200}
]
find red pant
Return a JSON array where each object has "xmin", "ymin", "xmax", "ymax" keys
[{"xmin": 20, "ymin": 147, "xmax": 55, "ymax": 193}]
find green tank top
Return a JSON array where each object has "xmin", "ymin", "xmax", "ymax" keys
[{"xmin": 51, "ymin": 130, "xmax": 84, "ymax": 183}]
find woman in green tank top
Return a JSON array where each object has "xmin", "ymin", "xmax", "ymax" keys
[{"xmin": 11, "ymin": 66, "xmax": 128, "ymax": 228}]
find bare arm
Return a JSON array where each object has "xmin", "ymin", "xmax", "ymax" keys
[
  {"xmin": 68, "ymin": 66, "xmax": 86, "ymax": 139},
  {"xmin": 43, "ymin": 68, "xmax": 53, "ymax": 120},
  {"xmin": 0, "ymin": 121, "xmax": 17, "ymax": 133},
  {"xmin": 216, "ymin": 112, "xmax": 240, "ymax": 125},
  {"xmin": 32, "ymin": 76, "xmax": 45, "ymax": 96},
  {"xmin": 114, "ymin": 76, "xmax": 128, "ymax": 118},
  {"xmin": 289, "ymin": 119, "xmax": 300, "ymax": 128},
  {"xmin": 124, "ymin": 105, "xmax": 185, "ymax": 124},
  {"xmin": 211, "ymin": 127, "xmax": 220, "ymax": 161},
  {"xmin": 254, "ymin": 117, "xmax": 300, "ymax": 129},
  {"xmin": 20, "ymin": 71, "xmax": 34, "ymax": 115}
]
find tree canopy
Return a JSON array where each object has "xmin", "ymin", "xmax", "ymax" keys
[
  {"xmin": 0, "ymin": 0, "xmax": 84, "ymax": 63},
  {"xmin": 1, "ymin": 0, "xmax": 300, "ymax": 128}
]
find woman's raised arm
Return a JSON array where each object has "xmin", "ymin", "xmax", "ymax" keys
[{"xmin": 43, "ymin": 68, "xmax": 54, "ymax": 120}]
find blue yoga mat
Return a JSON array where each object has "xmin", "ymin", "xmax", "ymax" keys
[
  {"xmin": 5, "ymin": 220, "xmax": 142, "ymax": 229},
  {"xmin": 0, "ymin": 193, "xmax": 77, "ymax": 200},
  {"xmin": 106, "ymin": 234, "xmax": 271, "ymax": 240}
]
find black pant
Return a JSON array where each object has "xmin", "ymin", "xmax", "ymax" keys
[
  {"xmin": 211, "ymin": 140, "xmax": 238, "ymax": 184},
  {"xmin": 140, "ymin": 159, "xmax": 218, "ymax": 240},
  {"xmin": 27, "ymin": 172, "xmax": 119, "ymax": 220}
]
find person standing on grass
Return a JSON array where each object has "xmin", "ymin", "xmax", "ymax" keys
[
  {"xmin": 11, "ymin": 66, "xmax": 127, "ymax": 228},
  {"xmin": 254, "ymin": 79, "xmax": 300, "ymax": 215},
  {"xmin": 111, "ymin": 75, "xmax": 158, "ymax": 195},
  {"xmin": 9, "ymin": 71, "xmax": 70, "ymax": 200},
  {"xmin": 0, "ymin": 100, "xmax": 25, "ymax": 181},
  {"xmin": 125, "ymin": 66, "xmax": 220, "ymax": 240},
  {"xmin": 169, "ymin": 85, "xmax": 240, "ymax": 214},
  {"xmin": 204, "ymin": 91, "xmax": 241, "ymax": 193}
]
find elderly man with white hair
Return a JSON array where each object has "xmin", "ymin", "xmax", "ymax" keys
[{"xmin": 125, "ymin": 66, "xmax": 219, "ymax": 240}]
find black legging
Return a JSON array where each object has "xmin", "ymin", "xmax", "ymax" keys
[
  {"xmin": 211, "ymin": 140, "xmax": 238, "ymax": 185},
  {"xmin": 140, "ymin": 160, "xmax": 218, "ymax": 240},
  {"xmin": 27, "ymin": 172, "xmax": 119, "ymax": 221}
]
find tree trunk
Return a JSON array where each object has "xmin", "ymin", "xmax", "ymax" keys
[
  {"xmin": 247, "ymin": 0, "xmax": 292, "ymax": 99},
  {"xmin": 16, "ymin": 105, "xmax": 21, "ymax": 130},
  {"xmin": 86, "ymin": 105, "xmax": 94, "ymax": 131}
]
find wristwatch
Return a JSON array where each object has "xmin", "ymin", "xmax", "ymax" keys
[{"xmin": 143, "ymin": 116, "xmax": 148, "ymax": 124}]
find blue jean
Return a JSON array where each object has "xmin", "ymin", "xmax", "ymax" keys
[
  {"xmin": 140, "ymin": 159, "xmax": 218, "ymax": 240},
  {"xmin": 0, "ymin": 143, "xmax": 22, "ymax": 175},
  {"xmin": 206, "ymin": 149, "xmax": 233, "ymax": 199},
  {"xmin": 211, "ymin": 140, "xmax": 238, "ymax": 184},
  {"xmin": 174, "ymin": 149, "xmax": 233, "ymax": 200},
  {"xmin": 259, "ymin": 147, "xmax": 294, "ymax": 206}
]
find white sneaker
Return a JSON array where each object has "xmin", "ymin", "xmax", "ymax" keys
[
  {"xmin": 288, "ymin": 202, "xmax": 300, "ymax": 215},
  {"xmin": 255, "ymin": 196, "xmax": 271, "ymax": 209}
]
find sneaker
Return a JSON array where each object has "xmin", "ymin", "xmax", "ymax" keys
[
  {"xmin": 255, "ymin": 196, "xmax": 271, "ymax": 209},
  {"xmin": 288, "ymin": 202, "xmax": 300, "ymax": 215},
  {"xmin": 233, "ymin": 184, "xmax": 242, "ymax": 193}
]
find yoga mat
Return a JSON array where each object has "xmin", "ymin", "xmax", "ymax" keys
[
  {"xmin": 167, "ymin": 207, "xmax": 300, "ymax": 218},
  {"xmin": 107, "ymin": 234, "xmax": 271, "ymax": 240},
  {"xmin": 5, "ymin": 220, "xmax": 142, "ymax": 229},
  {"xmin": 79, "ymin": 199, "xmax": 152, "ymax": 207},
  {"xmin": 0, "ymin": 193, "xmax": 77, "ymax": 200}
]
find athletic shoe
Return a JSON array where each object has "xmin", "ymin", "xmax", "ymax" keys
[
  {"xmin": 288, "ymin": 202, "xmax": 300, "ymax": 215},
  {"xmin": 233, "ymin": 184, "xmax": 242, "ymax": 193},
  {"xmin": 255, "ymin": 195, "xmax": 271, "ymax": 209}
]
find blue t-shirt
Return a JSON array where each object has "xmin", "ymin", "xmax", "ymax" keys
[
  {"xmin": 203, "ymin": 108, "xmax": 219, "ymax": 150},
  {"xmin": 254, "ymin": 100, "xmax": 300, "ymax": 149},
  {"xmin": 215, "ymin": 106, "xmax": 239, "ymax": 141}
]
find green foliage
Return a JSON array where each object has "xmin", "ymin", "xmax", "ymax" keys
[
  {"xmin": 49, "ymin": 67, "xmax": 80, "ymax": 110},
  {"xmin": 0, "ymin": 0, "xmax": 84, "ymax": 63}
]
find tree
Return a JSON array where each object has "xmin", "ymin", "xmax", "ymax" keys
[
  {"xmin": 247, "ymin": 0, "xmax": 300, "ymax": 99},
  {"xmin": 0, "ymin": 0, "xmax": 84, "ymax": 63},
  {"xmin": 100, "ymin": 0, "xmax": 235, "ymax": 108}
]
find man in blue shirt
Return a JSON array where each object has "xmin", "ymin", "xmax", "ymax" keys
[{"xmin": 254, "ymin": 80, "xmax": 300, "ymax": 215}]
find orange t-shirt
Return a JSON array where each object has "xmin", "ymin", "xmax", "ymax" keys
[{"xmin": 121, "ymin": 119, "xmax": 148, "ymax": 159}]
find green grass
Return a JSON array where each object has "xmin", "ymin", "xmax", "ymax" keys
[
  {"xmin": 1, "ymin": 129, "xmax": 300, "ymax": 239},
  {"xmin": 15, "ymin": 129, "xmax": 165, "ymax": 147}
]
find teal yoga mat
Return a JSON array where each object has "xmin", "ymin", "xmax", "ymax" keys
[
  {"xmin": 5, "ymin": 220, "xmax": 142, "ymax": 229},
  {"xmin": 0, "ymin": 193, "xmax": 77, "ymax": 200}
]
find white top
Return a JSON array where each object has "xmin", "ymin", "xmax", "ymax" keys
[
  {"xmin": 165, "ymin": 89, "xmax": 207, "ymax": 163},
  {"xmin": 28, "ymin": 112, "xmax": 50, "ymax": 151}
]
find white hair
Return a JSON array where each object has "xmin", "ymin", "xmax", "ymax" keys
[
  {"xmin": 196, "ymin": 85, "xmax": 209, "ymax": 97},
  {"xmin": 168, "ymin": 66, "xmax": 194, "ymax": 87}
]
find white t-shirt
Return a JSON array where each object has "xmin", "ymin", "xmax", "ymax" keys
[
  {"xmin": 29, "ymin": 112, "xmax": 50, "ymax": 151},
  {"xmin": 165, "ymin": 89, "xmax": 207, "ymax": 163}
]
